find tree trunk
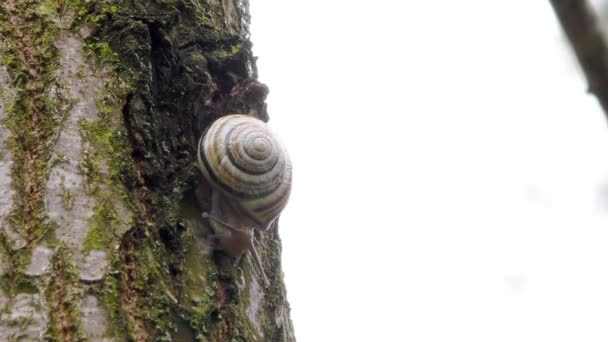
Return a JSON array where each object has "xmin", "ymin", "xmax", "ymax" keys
[{"xmin": 0, "ymin": 1, "xmax": 295, "ymax": 341}]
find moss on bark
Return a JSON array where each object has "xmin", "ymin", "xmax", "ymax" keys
[{"xmin": 0, "ymin": 0, "xmax": 294, "ymax": 340}]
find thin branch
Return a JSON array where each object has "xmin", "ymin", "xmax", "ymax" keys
[{"xmin": 549, "ymin": 0, "xmax": 608, "ymax": 119}]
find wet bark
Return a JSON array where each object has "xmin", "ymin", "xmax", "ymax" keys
[{"xmin": 0, "ymin": 1, "xmax": 295, "ymax": 341}]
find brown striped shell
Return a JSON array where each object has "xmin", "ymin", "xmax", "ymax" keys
[{"xmin": 197, "ymin": 114, "xmax": 292, "ymax": 230}]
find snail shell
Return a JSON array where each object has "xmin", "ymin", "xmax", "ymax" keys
[{"xmin": 197, "ymin": 114, "xmax": 292, "ymax": 230}]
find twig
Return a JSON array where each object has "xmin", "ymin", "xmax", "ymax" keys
[{"xmin": 549, "ymin": 0, "xmax": 608, "ymax": 119}]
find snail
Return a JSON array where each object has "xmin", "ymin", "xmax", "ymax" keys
[{"xmin": 197, "ymin": 114, "xmax": 292, "ymax": 288}]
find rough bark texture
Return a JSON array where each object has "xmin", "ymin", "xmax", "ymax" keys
[
  {"xmin": 550, "ymin": 0, "xmax": 608, "ymax": 119},
  {"xmin": 0, "ymin": 1, "xmax": 295, "ymax": 341}
]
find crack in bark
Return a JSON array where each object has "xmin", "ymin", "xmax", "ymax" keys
[
  {"xmin": 119, "ymin": 230, "xmax": 149, "ymax": 342},
  {"xmin": 1, "ymin": 0, "xmax": 51, "ymax": 247},
  {"xmin": 45, "ymin": 247, "xmax": 83, "ymax": 342},
  {"xmin": 216, "ymin": 281, "xmax": 229, "ymax": 342},
  {"xmin": 51, "ymin": 278, "xmax": 74, "ymax": 341}
]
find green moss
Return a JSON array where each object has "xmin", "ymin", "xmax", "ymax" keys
[
  {"xmin": 80, "ymin": 142, "xmax": 100, "ymax": 192},
  {"xmin": 50, "ymin": 153, "xmax": 68, "ymax": 167},
  {"xmin": 59, "ymin": 181, "xmax": 74, "ymax": 211},
  {"xmin": 76, "ymin": 65, "xmax": 87, "ymax": 80},
  {"xmin": 0, "ymin": 0, "xmax": 71, "ymax": 259},
  {"xmin": 84, "ymin": 41, "xmax": 119, "ymax": 66},
  {"xmin": 13, "ymin": 275, "xmax": 37, "ymax": 294},
  {"xmin": 9, "ymin": 316, "xmax": 36, "ymax": 331},
  {"xmin": 83, "ymin": 199, "xmax": 120, "ymax": 252},
  {"xmin": 6, "ymin": 1, "xmax": 284, "ymax": 340},
  {"xmin": 100, "ymin": 271, "xmax": 129, "ymax": 338},
  {"xmin": 147, "ymin": 286, "xmax": 177, "ymax": 340},
  {"xmin": 79, "ymin": 84, "xmax": 135, "ymax": 252},
  {"xmin": 43, "ymin": 220, "xmax": 60, "ymax": 247},
  {"xmin": 59, "ymin": 1, "xmax": 127, "ymax": 68},
  {"xmin": 78, "ymin": 85, "xmax": 133, "ymax": 197},
  {"xmin": 2, "ymin": 246, "xmax": 33, "ymax": 294},
  {"xmin": 173, "ymin": 217, "xmax": 221, "ymax": 337},
  {"xmin": 82, "ymin": 224, "xmax": 109, "ymax": 253},
  {"xmin": 214, "ymin": 42, "xmax": 242, "ymax": 59},
  {"xmin": 44, "ymin": 245, "xmax": 84, "ymax": 341}
]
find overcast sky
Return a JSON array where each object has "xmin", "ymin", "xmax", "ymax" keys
[{"xmin": 250, "ymin": 1, "xmax": 608, "ymax": 341}]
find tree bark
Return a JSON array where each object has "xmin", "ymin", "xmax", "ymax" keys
[{"xmin": 0, "ymin": 1, "xmax": 295, "ymax": 341}]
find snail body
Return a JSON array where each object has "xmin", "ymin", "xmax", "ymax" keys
[{"xmin": 197, "ymin": 114, "xmax": 292, "ymax": 287}]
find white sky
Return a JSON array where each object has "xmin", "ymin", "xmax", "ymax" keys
[{"xmin": 250, "ymin": 1, "xmax": 608, "ymax": 341}]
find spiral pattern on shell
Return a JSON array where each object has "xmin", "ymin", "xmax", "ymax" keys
[{"xmin": 197, "ymin": 114, "xmax": 292, "ymax": 230}]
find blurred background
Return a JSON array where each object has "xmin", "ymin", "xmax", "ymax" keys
[{"xmin": 250, "ymin": 1, "xmax": 608, "ymax": 341}]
